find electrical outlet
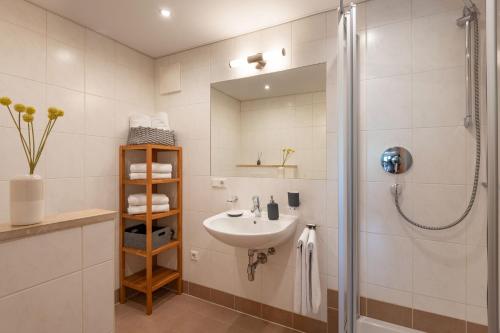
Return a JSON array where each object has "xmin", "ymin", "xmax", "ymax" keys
[{"xmin": 190, "ymin": 250, "xmax": 200, "ymax": 261}]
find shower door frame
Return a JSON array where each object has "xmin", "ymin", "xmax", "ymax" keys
[
  {"xmin": 486, "ymin": 0, "xmax": 498, "ymax": 332},
  {"xmin": 337, "ymin": 1, "xmax": 359, "ymax": 332},
  {"xmin": 337, "ymin": 1, "xmax": 500, "ymax": 332}
]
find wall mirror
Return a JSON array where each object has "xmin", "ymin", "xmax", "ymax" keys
[{"xmin": 210, "ymin": 63, "xmax": 326, "ymax": 180}]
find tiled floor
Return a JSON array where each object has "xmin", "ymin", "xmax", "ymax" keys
[{"xmin": 116, "ymin": 291, "xmax": 299, "ymax": 333}]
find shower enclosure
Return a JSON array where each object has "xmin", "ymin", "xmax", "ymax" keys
[{"xmin": 335, "ymin": 0, "xmax": 498, "ymax": 332}]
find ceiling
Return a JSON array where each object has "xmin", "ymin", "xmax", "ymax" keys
[
  {"xmin": 212, "ymin": 63, "xmax": 326, "ymax": 101},
  {"xmin": 29, "ymin": 0, "xmax": 336, "ymax": 58}
]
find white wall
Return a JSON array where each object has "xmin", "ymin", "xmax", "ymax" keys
[
  {"xmin": 155, "ymin": 12, "xmax": 335, "ymax": 321},
  {"xmin": 0, "ymin": 0, "xmax": 155, "ymax": 222},
  {"xmin": 0, "ymin": 0, "xmax": 155, "ymax": 289}
]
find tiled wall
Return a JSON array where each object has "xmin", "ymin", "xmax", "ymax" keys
[
  {"xmin": 0, "ymin": 0, "xmax": 155, "ymax": 286},
  {"xmin": 155, "ymin": 12, "xmax": 335, "ymax": 323},
  {"xmin": 353, "ymin": 0, "xmax": 488, "ymax": 327}
]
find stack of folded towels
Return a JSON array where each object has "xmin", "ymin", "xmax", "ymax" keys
[
  {"xmin": 127, "ymin": 193, "xmax": 170, "ymax": 215},
  {"xmin": 129, "ymin": 112, "xmax": 170, "ymax": 130},
  {"xmin": 129, "ymin": 162, "xmax": 173, "ymax": 180}
]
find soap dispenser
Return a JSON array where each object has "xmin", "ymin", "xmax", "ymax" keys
[{"xmin": 267, "ymin": 196, "xmax": 279, "ymax": 220}]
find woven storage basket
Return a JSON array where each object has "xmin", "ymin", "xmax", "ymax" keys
[{"xmin": 127, "ymin": 127, "xmax": 176, "ymax": 146}]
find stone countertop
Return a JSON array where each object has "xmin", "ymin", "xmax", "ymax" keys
[{"xmin": 0, "ymin": 209, "xmax": 117, "ymax": 243}]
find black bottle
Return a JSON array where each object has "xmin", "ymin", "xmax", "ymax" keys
[{"xmin": 267, "ymin": 196, "xmax": 279, "ymax": 220}]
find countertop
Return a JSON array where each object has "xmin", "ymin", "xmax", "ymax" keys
[{"xmin": 0, "ymin": 209, "xmax": 117, "ymax": 243}]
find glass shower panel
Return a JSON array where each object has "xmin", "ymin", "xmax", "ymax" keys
[{"xmin": 346, "ymin": 0, "xmax": 489, "ymax": 331}]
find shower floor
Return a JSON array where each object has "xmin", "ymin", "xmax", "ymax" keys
[{"xmin": 115, "ymin": 290, "xmax": 299, "ymax": 333}]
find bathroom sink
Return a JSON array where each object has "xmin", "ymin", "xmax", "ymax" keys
[{"xmin": 203, "ymin": 210, "xmax": 298, "ymax": 249}]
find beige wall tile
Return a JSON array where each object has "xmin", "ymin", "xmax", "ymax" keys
[
  {"xmin": 0, "ymin": 272, "xmax": 83, "ymax": 332},
  {"xmin": 0, "ymin": 227, "xmax": 82, "ymax": 298}
]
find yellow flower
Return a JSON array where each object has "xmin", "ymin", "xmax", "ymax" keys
[
  {"xmin": 26, "ymin": 106, "xmax": 36, "ymax": 115},
  {"xmin": 48, "ymin": 113, "xmax": 57, "ymax": 120},
  {"xmin": 0, "ymin": 97, "xmax": 12, "ymax": 106},
  {"xmin": 14, "ymin": 103, "xmax": 26, "ymax": 113},
  {"xmin": 48, "ymin": 107, "xmax": 59, "ymax": 116},
  {"xmin": 57, "ymin": 110, "xmax": 64, "ymax": 117},
  {"xmin": 22, "ymin": 113, "xmax": 33, "ymax": 123}
]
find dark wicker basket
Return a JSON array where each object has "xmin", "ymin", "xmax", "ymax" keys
[{"xmin": 127, "ymin": 127, "xmax": 176, "ymax": 146}]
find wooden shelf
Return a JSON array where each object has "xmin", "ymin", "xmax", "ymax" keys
[
  {"xmin": 123, "ymin": 178, "xmax": 180, "ymax": 185},
  {"xmin": 121, "ymin": 209, "xmax": 179, "ymax": 221},
  {"xmin": 123, "ymin": 265, "xmax": 180, "ymax": 293},
  {"xmin": 236, "ymin": 164, "xmax": 298, "ymax": 168},
  {"xmin": 121, "ymin": 144, "xmax": 181, "ymax": 151},
  {"xmin": 122, "ymin": 240, "xmax": 180, "ymax": 257},
  {"xmin": 119, "ymin": 144, "xmax": 183, "ymax": 315}
]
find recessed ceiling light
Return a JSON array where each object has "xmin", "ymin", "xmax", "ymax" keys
[
  {"xmin": 264, "ymin": 84, "xmax": 270, "ymax": 90},
  {"xmin": 160, "ymin": 9, "xmax": 171, "ymax": 17}
]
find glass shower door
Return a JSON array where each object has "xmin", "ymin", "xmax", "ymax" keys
[{"xmin": 337, "ymin": 0, "xmax": 498, "ymax": 332}]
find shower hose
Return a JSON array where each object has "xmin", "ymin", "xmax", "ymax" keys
[{"xmin": 393, "ymin": 18, "xmax": 481, "ymax": 231}]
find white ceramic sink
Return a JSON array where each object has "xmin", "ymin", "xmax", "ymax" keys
[{"xmin": 203, "ymin": 210, "xmax": 298, "ymax": 249}]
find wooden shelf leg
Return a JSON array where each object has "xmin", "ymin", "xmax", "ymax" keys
[
  {"xmin": 176, "ymin": 277, "xmax": 182, "ymax": 295},
  {"xmin": 146, "ymin": 146, "xmax": 153, "ymax": 315},
  {"xmin": 119, "ymin": 147, "xmax": 127, "ymax": 304}
]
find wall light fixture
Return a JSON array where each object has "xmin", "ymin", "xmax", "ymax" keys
[{"xmin": 229, "ymin": 48, "xmax": 286, "ymax": 69}]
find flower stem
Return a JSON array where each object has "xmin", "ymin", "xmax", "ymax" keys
[
  {"xmin": 7, "ymin": 106, "xmax": 31, "ymax": 167},
  {"xmin": 34, "ymin": 119, "xmax": 56, "ymax": 166}
]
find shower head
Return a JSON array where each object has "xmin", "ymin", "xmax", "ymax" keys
[
  {"xmin": 457, "ymin": 0, "xmax": 478, "ymax": 27},
  {"xmin": 464, "ymin": 0, "xmax": 477, "ymax": 11}
]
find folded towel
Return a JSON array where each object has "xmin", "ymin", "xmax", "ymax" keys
[
  {"xmin": 130, "ymin": 162, "xmax": 173, "ymax": 173},
  {"xmin": 127, "ymin": 204, "xmax": 170, "ymax": 215},
  {"xmin": 129, "ymin": 114, "xmax": 151, "ymax": 128},
  {"xmin": 294, "ymin": 228, "xmax": 310, "ymax": 315},
  {"xmin": 306, "ymin": 229, "xmax": 321, "ymax": 314},
  {"xmin": 151, "ymin": 112, "xmax": 170, "ymax": 131},
  {"xmin": 129, "ymin": 173, "xmax": 172, "ymax": 180},
  {"xmin": 128, "ymin": 193, "xmax": 169, "ymax": 206}
]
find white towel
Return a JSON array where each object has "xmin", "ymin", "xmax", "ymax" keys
[
  {"xmin": 151, "ymin": 112, "xmax": 170, "ymax": 131},
  {"xmin": 129, "ymin": 173, "xmax": 172, "ymax": 180},
  {"xmin": 129, "ymin": 114, "xmax": 151, "ymax": 128},
  {"xmin": 128, "ymin": 193, "xmax": 169, "ymax": 206},
  {"xmin": 127, "ymin": 204, "xmax": 170, "ymax": 215},
  {"xmin": 294, "ymin": 228, "xmax": 310, "ymax": 314},
  {"xmin": 306, "ymin": 229, "xmax": 321, "ymax": 314},
  {"xmin": 130, "ymin": 162, "xmax": 172, "ymax": 173}
]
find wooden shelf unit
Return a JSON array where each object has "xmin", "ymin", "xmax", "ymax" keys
[{"xmin": 119, "ymin": 144, "xmax": 183, "ymax": 315}]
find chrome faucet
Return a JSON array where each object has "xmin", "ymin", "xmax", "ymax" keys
[{"xmin": 251, "ymin": 196, "xmax": 261, "ymax": 217}]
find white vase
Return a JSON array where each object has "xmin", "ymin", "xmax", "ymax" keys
[
  {"xmin": 277, "ymin": 166, "xmax": 285, "ymax": 179},
  {"xmin": 10, "ymin": 174, "xmax": 44, "ymax": 226}
]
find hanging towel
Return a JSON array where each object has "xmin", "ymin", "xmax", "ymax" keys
[
  {"xmin": 294, "ymin": 228, "xmax": 310, "ymax": 314},
  {"xmin": 151, "ymin": 112, "xmax": 170, "ymax": 131},
  {"xmin": 127, "ymin": 204, "xmax": 170, "ymax": 215},
  {"xmin": 129, "ymin": 172, "xmax": 172, "ymax": 180},
  {"xmin": 130, "ymin": 162, "xmax": 173, "ymax": 173},
  {"xmin": 306, "ymin": 229, "xmax": 321, "ymax": 314},
  {"xmin": 129, "ymin": 114, "xmax": 151, "ymax": 128},
  {"xmin": 128, "ymin": 193, "xmax": 169, "ymax": 206}
]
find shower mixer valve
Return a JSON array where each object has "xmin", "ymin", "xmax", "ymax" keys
[{"xmin": 380, "ymin": 147, "xmax": 412, "ymax": 174}]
